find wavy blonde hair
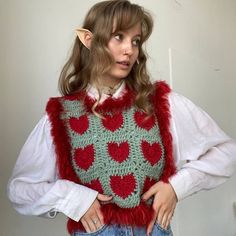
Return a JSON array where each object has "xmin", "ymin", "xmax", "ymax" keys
[{"xmin": 59, "ymin": 0, "xmax": 154, "ymax": 114}]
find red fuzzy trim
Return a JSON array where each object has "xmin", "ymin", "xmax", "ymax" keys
[
  {"xmin": 68, "ymin": 85, "xmax": 135, "ymax": 114},
  {"xmin": 152, "ymin": 81, "xmax": 176, "ymax": 182},
  {"xmin": 67, "ymin": 203, "xmax": 154, "ymax": 234},
  {"xmin": 85, "ymin": 87, "xmax": 135, "ymax": 113},
  {"xmin": 46, "ymin": 98, "xmax": 79, "ymax": 183}
]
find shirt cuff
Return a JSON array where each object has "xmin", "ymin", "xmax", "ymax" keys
[
  {"xmin": 168, "ymin": 168, "xmax": 205, "ymax": 201},
  {"xmin": 39, "ymin": 210, "xmax": 58, "ymax": 218},
  {"xmin": 56, "ymin": 185, "xmax": 98, "ymax": 221}
]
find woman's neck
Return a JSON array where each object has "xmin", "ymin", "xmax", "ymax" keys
[
  {"xmin": 93, "ymin": 78, "xmax": 125, "ymax": 96},
  {"xmin": 98, "ymin": 76, "xmax": 124, "ymax": 89}
]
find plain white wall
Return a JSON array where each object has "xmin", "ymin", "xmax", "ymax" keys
[
  {"xmin": 1, "ymin": 0, "xmax": 236, "ymax": 235},
  {"xmin": 150, "ymin": 1, "xmax": 236, "ymax": 235}
]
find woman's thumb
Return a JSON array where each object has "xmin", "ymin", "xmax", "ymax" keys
[{"xmin": 97, "ymin": 193, "xmax": 113, "ymax": 202}]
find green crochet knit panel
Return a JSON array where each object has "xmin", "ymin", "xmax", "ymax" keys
[{"xmin": 60, "ymin": 98, "xmax": 165, "ymax": 208}]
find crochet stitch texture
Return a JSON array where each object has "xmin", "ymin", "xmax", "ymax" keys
[
  {"xmin": 61, "ymin": 99, "xmax": 165, "ymax": 208},
  {"xmin": 46, "ymin": 81, "xmax": 176, "ymax": 233}
]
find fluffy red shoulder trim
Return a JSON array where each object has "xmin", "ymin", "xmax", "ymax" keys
[
  {"xmin": 152, "ymin": 81, "xmax": 176, "ymax": 182},
  {"xmin": 46, "ymin": 98, "xmax": 79, "ymax": 182}
]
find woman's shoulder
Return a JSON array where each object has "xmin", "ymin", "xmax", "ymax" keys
[
  {"xmin": 47, "ymin": 93, "xmax": 82, "ymax": 102},
  {"xmin": 151, "ymin": 80, "xmax": 172, "ymax": 101},
  {"xmin": 152, "ymin": 80, "xmax": 171, "ymax": 91},
  {"xmin": 46, "ymin": 92, "xmax": 85, "ymax": 110}
]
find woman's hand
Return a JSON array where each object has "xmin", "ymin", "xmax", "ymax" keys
[
  {"xmin": 142, "ymin": 181, "xmax": 178, "ymax": 235},
  {"xmin": 80, "ymin": 193, "xmax": 112, "ymax": 233}
]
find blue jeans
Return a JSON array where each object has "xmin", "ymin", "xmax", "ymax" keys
[{"xmin": 72, "ymin": 224, "xmax": 173, "ymax": 236}]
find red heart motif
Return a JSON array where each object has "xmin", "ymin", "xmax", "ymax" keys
[
  {"xmin": 74, "ymin": 144, "xmax": 95, "ymax": 170},
  {"xmin": 108, "ymin": 142, "xmax": 130, "ymax": 163},
  {"xmin": 110, "ymin": 174, "xmax": 136, "ymax": 199},
  {"xmin": 141, "ymin": 141, "xmax": 162, "ymax": 166},
  {"xmin": 85, "ymin": 179, "xmax": 103, "ymax": 193},
  {"xmin": 134, "ymin": 111, "xmax": 155, "ymax": 131},
  {"xmin": 69, "ymin": 115, "xmax": 89, "ymax": 135},
  {"xmin": 102, "ymin": 113, "xmax": 123, "ymax": 132}
]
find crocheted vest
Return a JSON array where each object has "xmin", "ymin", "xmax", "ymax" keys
[{"xmin": 46, "ymin": 81, "xmax": 176, "ymax": 234}]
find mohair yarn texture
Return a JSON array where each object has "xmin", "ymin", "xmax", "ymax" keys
[{"xmin": 46, "ymin": 81, "xmax": 176, "ymax": 234}]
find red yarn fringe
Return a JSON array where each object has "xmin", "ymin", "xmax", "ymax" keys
[
  {"xmin": 46, "ymin": 98, "xmax": 79, "ymax": 183},
  {"xmin": 67, "ymin": 202, "xmax": 154, "ymax": 234},
  {"xmin": 152, "ymin": 81, "xmax": 177, "ymax": 182},
  {"xmin": 83, "ymin": 86, "xmax": 135, "ymax": 113},
  {"xmin": 64, "ymin": 85, "xmax": 135, "ymax": 114}
]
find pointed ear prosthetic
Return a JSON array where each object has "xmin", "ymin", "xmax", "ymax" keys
[{"xmin": 75, "ymin": 28, "xmax": 93, "ymax": 49}]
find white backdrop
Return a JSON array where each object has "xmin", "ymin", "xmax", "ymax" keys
[{"xmin": 1, "ymin": 0, "xmax": 236, "ymax": 235}]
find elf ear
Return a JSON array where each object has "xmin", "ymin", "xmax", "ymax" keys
[{"xmin": 75, "ymin": 28, "xmax": 93, "ymax": 49}]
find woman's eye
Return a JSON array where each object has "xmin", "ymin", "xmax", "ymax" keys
[
  {"xmin": 114, "ymin": 34, "xmax": 123, "ymax": 41},
  {"xmin": 132, "ymin": 39, "xmax": 141, "ymax": 46}
]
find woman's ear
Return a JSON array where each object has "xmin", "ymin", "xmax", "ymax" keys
[{"xmin": 75, "ymin": 28, "xmax": 93, "ymax": 49}]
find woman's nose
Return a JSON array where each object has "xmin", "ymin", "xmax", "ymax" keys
[{"xmin": 123, "ymin": 41, "xmax": 133, "ymax": 55}]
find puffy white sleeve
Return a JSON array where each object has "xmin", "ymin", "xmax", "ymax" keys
[
  {"xmin": 7, "ymin": 115, "xmax": 98, "ymax": 221},
  {"xmin": 168, "ymin": 92, "xmax": 236, "ymax": 201}
]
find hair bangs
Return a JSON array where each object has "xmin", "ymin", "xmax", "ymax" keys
[
  {"xmin": 113, "ymin": 4, "xmax": 143, "ymax": 33},
  {"xmin": 112, "ymin": 3, "xmax": 152, "ymax": 44}
]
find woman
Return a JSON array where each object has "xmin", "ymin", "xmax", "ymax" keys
[{"xmin": 7, "ymin": 1, "xmax": 236, "ymax": 235}]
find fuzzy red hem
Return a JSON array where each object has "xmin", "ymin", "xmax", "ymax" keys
[{"xmin": 67, "ymin": 202, "xmax": 154, "ymax": 234}]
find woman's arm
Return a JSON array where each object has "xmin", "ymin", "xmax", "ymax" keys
[
  {"xmin": 144, "ymin": 91, "xmax": 236, "ymax": 234},
  {"xmin": 7, "ymin": 115, "xmax": 98, "ymax": 222},
  {"xmin": 169, "ymin": 92, "xmax": 236, "ymax": 201}
]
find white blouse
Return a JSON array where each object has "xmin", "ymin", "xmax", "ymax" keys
[{"xmin": 7, "ymin": 85, "xmax": 236, "ymax": 222}]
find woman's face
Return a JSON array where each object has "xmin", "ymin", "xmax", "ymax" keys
[{"xmin": 102, "ymin": 23, "xmax": 141, "ymax": 86}]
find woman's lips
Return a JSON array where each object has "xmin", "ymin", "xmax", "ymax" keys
[{"xmin": 116, "ymin": 61, "xmax": 130, "ymax": 68}]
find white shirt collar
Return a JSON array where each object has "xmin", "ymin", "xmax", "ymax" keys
[{"xmin": 86, "ymin": 81, "xmax": 126, "ymax": 103}]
